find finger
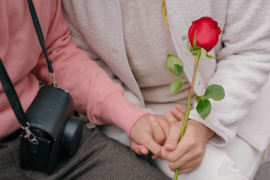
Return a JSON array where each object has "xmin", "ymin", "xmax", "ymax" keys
[
  {"xmin": 166, "ymin": 126, "xmax": 196, "ymax": 162},
  {"xmin": 178, "ymin": 159, "xmax": 202, "ymax": 173},
  {"xmin": 168, "ymin": 150, "xmax": 194, "ymax": 171},
  {"xmin": 129, "ymin": 138, "xmax": 149, "ymax": 155},
  {"xmin": 165, "ymin": 111, "xmax": 179, "ymax": 127},
  {"xmin": 177, "ymin": 168, "xmax": 194, "ymax": 175},
  {"xmin": 138, "ymin": 134, "xmax": 161, "ymax": 156},
  {"xmin": 152, "ymin": 154, "xmax": 158, "ymax": 160},
  {"xmin": 174, "ymin": 160, "xmax": 201, "ymax": 174},
  {"xmin": 171, "ymin": 108, "xmax": 185, "ymax": 122},
  {"xmin": 176, "ymin": 104, "xmax": 186, "ymax": 115},
  {"xmin": 150, "ymin": 116, "xmax": 166, "ymax": 145},
  {"xmin": 155, "ymin": 116, "xmax": 170, "ymax": 138},
  {"xmin": 164, "ymin": 122, "xmax": 183, "ymax": 151},
  {"xmin": 176, "ymin": 149, "xmax": 205, "ymax": 171}
]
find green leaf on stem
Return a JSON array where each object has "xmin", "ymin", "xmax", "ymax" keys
[
  {"xmin": 174, "ymin": 64, "xmax": 183, "ymax": 76},
  {"xmin": 170, "ymin": 77, "xmax": 184, "ymax": 94},
  {"xmin": 167, "ymin": 54, "xmax": 184, "ymax": 77},
  {"xmin": 202, "ymin": 84, "xmax": 225, "ymax": 101},
  {"xmin": 201, "ymin": 48, "xmax": 209, "ymax": 60},
  {"xmin": 206, "ymin": 54, "xmax": 223, "ymax": 59},
  {"xmin": 196, "ymin": 99, "xmax": 212, "ymax": 120},
  {"xmin": 201, "ymin": 48, "xmax": 222, "ymax": 60},
  {"xmin": 193, "ymin": 30, "xmax": 197, "ymax": 48},
  {"xmin": 206, "ymin": 54, "xmax": 215, "ymax": 59},
  {"xmin": 196, "ymin": 96, "xmax": 202, "ymax": 102},
  {"xmin": 180, "ymin": 74, "xmax": 185, "ymax": 84}
]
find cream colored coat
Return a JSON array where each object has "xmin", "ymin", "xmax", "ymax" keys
[{"xmin": 62, "ymin": 0, "xmax": 270, "ymax": 152}]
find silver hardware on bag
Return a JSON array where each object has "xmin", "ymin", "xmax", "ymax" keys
[
  {"xmin": 49, "ymin": 72, "xmax": 70, "ymax": 93},
  {"xmin": 50, "ymin": 72, "xmax": 57, "ymax": 87},
  {"xmin": 21, "ymin": 122, "xmax": 39, "ymax": 144}
]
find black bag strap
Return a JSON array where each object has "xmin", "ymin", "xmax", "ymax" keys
[
  {"xmin": 0, "ymin": 0, "xmax": 57, "ymax": 143},
  {"xmin": 27, "ymin": 0, "xmax": 57, "ymax": 86},
  {"xmin": 0, "ymin": 58, "xmax": 38, "ymax": 144},
  {"xmin": 0, "ymin": 59, "xmax": 28, "ymax": 128}
]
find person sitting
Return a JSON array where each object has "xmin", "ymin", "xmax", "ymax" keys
[
  {"xmin": 0, "ymin": 1, "xmax": 173, "ymax": 179},
  {"xmin": 62, "ymin": 0, "xmax": 270, "ymax": 179}
]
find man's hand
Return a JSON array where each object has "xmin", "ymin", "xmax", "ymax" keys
[
  {"xmin": 160, "ymin": 119, "xmax": 214, "ymax": 174},
  {"xmin": 129, "ymin": 105, "xmax": 186, "ymax": 157},
  {"xmin": 129, "ymin": 114, "xmax": 172, "ymax": 156}
]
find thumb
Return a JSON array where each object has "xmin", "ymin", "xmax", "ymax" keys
[
  {"xmin": 164, "ymin": 122, "xmax": 182, "ymax": 151},
  {"xmin": 141, "ymin": 134, "xmax": 162, "ymax": 156},
  {"xmin": 129, "ymin": 138, "xmax": 149, "ymax": 155}
]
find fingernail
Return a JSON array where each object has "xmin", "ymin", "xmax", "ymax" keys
[
  {"xmin": 165, "ymin": 143, "xmax": 174, "ymax": 149},
  {"xmin": 152, "ymin": 155, "xmax": 158, "ymax": 159},
  {"xmin": 165, "ymin": 111, "xmax": 171, "ymax": 118},
  {"xmin": 150, "ymin": 116, "xmax": 155, "ymax": 123},
  {"xmin": 140, "ymin": 148, "xmax": 146, "ymax": 154},
  {"xmin": 171, "ymin": 108, "xmax": 177, "ymax": 113}
]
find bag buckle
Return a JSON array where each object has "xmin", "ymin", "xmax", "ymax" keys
[
  {"xmin": 50, "ymin": 72, "xmax": 57, "ymax": 87},
  {"xmin": 21, "ymin": 122, "xmax": 39, "ymax": 144}
]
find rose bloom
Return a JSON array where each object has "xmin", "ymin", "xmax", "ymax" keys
[{"xmin": 188, "ymin": 17, "xmax": 221, "ymax": 52}]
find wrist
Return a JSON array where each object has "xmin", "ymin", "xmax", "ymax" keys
[
  {"xmin": 189, "ymin": 119, "xmax": 215, "ymax": 140},
  {"xmin": 205, "ymin": 127, "xmax": 215, "ymax": 140},
  {"xmin": 129, "ymin": 113, "xmax": 150, "ymax": 136}
]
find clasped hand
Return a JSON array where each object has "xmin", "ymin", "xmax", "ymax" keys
[{"xmin": 129, "ymin": 105, "xmax": 214, "ymax": 174}]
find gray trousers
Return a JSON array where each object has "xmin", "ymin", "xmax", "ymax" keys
[{"xmin": 0, "ymin": 124, "xmax": 170, "ymax": 180}]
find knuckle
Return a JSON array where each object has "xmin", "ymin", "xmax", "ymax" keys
[
  {"xmin": 135, "ymin": 149, "xmax": 141, "ymax": 154},
  {"xmin": 153, "ymin": 149, "xmax": 161, "ymax": 158},
  {"xmin": 180, "ymin": 114, "xmax": 185, "ymax": 120},
  {"xmin": 188, "ymin": 139, "xmax": 196, "ymax": 148},
  {"xmin": 167, "ymin": 140, "xmax": 177, "ymax": 147},
  {"xmin": 140, "ymin": 138, "xmax": 148, "ymax": 145},
  {"xmin": 167, "ymin": 117, "xmax": 174, "ymax": 123},
  {"xmin": 176, "ymin": 122, "xmax": 184, "ymax": 128},
  {"xmin": 175, "ymin": 111, "xmax": 182, "ymax": 117},
  {"xmin": 155, "ymin": 135, "xmax": 165, "ymax": 144},
  {"xmin": 188, "ymin": 124, "xmax": 196, "ymax": 131},
  {"xmin": 176, "ymin": 112, "xmax": 184, "ymax": 119},
  {"xmin": 131, "ymin": 145, "xmax": 138, "ymax": 153},
  {"xmin": 195, "ymin": 148, "xmax": 204, "ymax": 157},
  {"xmin": 169, "ymin": 115, "xmax": 177, "ymax": 121},
  {"xmin": 167, "ymin": 154, "xmax": 176, "ymax": 162},
  {"xmin": 151, "ymin": 121, "xmax": 159, "ymax": 127},
  {"xmin": 171, "ymin": 117, "xmax": 178, "ymax": 124}
]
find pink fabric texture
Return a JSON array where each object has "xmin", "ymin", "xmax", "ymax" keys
[{"xmin": 0, "ymin": 0, "xmax": 147, "ymax": 140}]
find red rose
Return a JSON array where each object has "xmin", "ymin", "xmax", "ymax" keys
[{"xmin": 188, "ymin": 17, "xmax": 221, "ymax": 52}]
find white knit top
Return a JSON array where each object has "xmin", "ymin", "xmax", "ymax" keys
[{"xmin": 119, "ymin": 0, "xmax": 192, "ymax": 104}]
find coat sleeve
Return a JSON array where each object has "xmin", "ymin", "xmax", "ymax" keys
[
  {"xmin": 189, "ymin": 0, "xmax": 270, "ymax": 147},
  {"xmin": 32, "ymin": 0, "xmax": 147, "ymax": 135}
]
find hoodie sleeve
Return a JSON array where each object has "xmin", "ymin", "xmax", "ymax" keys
[{"xmin": 32, "ymin": 0, "xmax": 147, "ymax": 135}]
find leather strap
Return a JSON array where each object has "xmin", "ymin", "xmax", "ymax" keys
[
  {"xmin": 0, "ymin": 0, "xmax": 55, "ymax": 129},
  {"xmin": 27, "ymin": 0, "xmax": 54, "ymax": 74},
  {"xmin": 0, "ymin": 58, "xmax": 28, "ymax": 128}
]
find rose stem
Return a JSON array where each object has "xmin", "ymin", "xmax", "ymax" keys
[{"xmin": 174, "ymin": 49, "xmax": 201, "ymax": 180}]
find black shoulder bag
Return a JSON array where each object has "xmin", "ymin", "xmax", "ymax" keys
[{"xmin": 0, "ymin": 0, "xmax": 84, "ymax": 175}]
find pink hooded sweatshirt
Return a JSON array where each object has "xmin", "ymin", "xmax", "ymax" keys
[{"xmin": 0, "ymin": 0, "xmax": 147, "ymax": 140}]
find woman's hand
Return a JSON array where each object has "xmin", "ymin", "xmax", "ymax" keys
[
  {"xmin": 161, "ymin": 106, "xmax": 215, "ymax": 174},
  {"xmin": 129, "ymin": 114, "xmax": 173, "ymax": 156},
  {"xmin": 130, "ymin": 105, "xmax": 186, "ymax": 157}
]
